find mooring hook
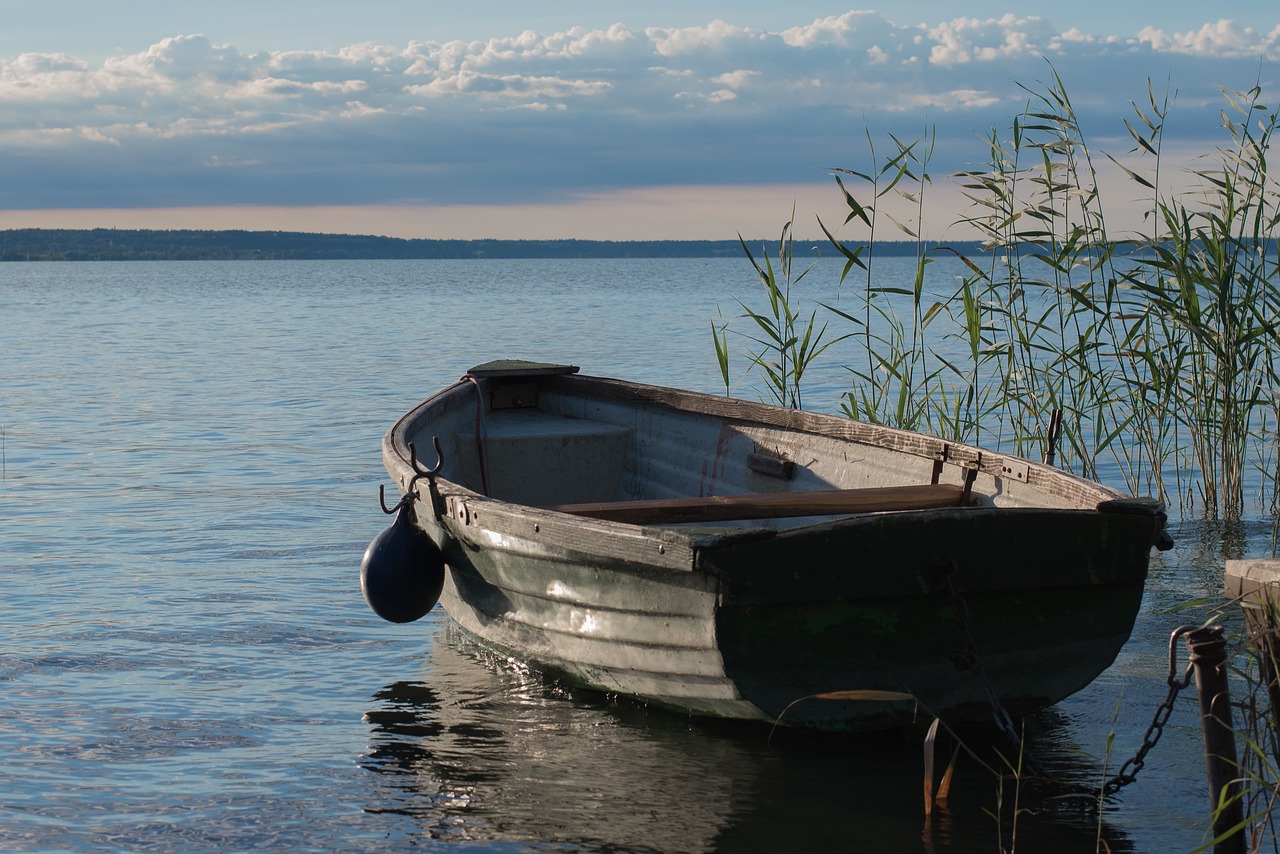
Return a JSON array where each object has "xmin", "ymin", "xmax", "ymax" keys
[
  {"xmin": 410, "ymin": 437, "xmax": 445, "ymax": 477},
  {"xmin": 1167, "ymin": 624, "xmax": 1200, "ymax": 689},
  {"xmin": 378, "ymin": 483, "xmax": 411, "ymax": 515},
  {"xmin": 377, "ymin": 437, "xmax": 447, "ymax": 517},
  {"xmin": 407, "ymin": 436, "xmax": 447, "ymax": 521}
]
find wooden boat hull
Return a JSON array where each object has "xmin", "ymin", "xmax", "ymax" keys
[{"xmin": 379, "ymin": 366, "xmax": 1165, "ymax": 731}]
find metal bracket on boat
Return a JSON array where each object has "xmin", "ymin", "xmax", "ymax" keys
[
  {"xmin": 999, "ymin": 458, "xmax": 1030, "ymax": 484},
  {"xmin": 410, "ymin": 438, "xmax": 447, "ymax": 521},
  {"xmin": 960, "ymin": 457, "xmax": 981, "ymax": 504},
  {"xmin": 379, "ymin": 437, "xmax": 446, "ymax": 521},
  {"xmin": 1044, "ymin": 409, "xmax": 1063, "ymax": 466},
  {"xmin": 930, "ymin": 444, "xmax": 950, "ymax": 485},
  {"xmin": 931, "ymin": 445, "xmax": 981, "ymax": 505}
]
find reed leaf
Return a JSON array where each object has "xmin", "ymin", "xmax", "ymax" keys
[{"xmin": 715, "ymin": 67, "xmax": 1278, "ymax": 522}]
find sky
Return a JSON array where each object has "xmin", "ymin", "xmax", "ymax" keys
[{"xmin": 1, "ymin": 2, "xmax": 1277, "ymax": 240}]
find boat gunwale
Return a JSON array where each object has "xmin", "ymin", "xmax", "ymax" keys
[{"xmin": 382, "ymin": 373, "xmax": 1150, "ymax": 572}]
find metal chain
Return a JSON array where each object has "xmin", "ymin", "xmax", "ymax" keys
[{"xmin": 1099, "ymin": 625, "xmax": 1198, "ymax": 796}]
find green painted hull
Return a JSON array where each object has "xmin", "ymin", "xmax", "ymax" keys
[{"xmin": 709, "ymin": 507, "xmax": 1151, "ymax": 729}]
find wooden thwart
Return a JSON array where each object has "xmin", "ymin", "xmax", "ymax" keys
[{"xmin": 549, "ymin": 482, "xmax": 967, "ymax": 524}]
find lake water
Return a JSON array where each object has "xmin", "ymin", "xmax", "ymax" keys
[{"xmin": 0, "ymin": 257, "xmax": 1264, "ymax": 852}]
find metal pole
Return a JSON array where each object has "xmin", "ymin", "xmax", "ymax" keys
[{"xmin": 1186, "ymin": 625, "xmax": 1244, "ymax": 854}]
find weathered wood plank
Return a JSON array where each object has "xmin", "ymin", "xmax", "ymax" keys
[{"xmin": 549, "ymin": 483, "xmax": 966, "ymax": 524}]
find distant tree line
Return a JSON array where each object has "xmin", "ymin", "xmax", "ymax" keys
[{"xmin": 0, "ymin": 228, "xmax": 972, "ymax": 261}]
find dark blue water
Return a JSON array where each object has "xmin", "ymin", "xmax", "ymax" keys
[{"xmin": 0, "ymin": 258, "xmax": 1249, "ymax": 851}]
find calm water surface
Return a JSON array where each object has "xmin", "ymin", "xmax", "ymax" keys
[{"xmin": 0, "ymin": 259, "xmax": 1259, "ymax": 851}]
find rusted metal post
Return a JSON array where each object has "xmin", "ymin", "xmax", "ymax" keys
[{"xmin": 1186, "ymin": 625, "xmax": 1244, "ymax": 854}]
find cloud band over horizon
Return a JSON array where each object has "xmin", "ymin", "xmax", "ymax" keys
[{"xmin": 2, "ymin": 11, "xmax": 1277, "ymax": 239}]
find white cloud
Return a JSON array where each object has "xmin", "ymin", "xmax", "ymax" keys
[
  {"xmin": 339, "ymin": 100, "xmax": 384, "ymax": 119},
  {"xmin": 780, "ymin": 11, "xmax": 888, "ymax": 48},
  {"xmin": 1138, "ymin": 20, "xmax": 1280, "ymax": 59},
  {"xmin": 711, "ymin": 69, "xmax": 759, "ymax": 88},
  {"xmin": 897, "ymin": 88, "xmax": 1004, "ymax": 110},
  {"xmin": 927, "ymin": 14, "xmax": 1053, "ymax": 66},
  {"xmin": 203, "ymin": 154, "xmax": 261, "ymax": 168},
  {"xmin": 78, "ymin": 127, "xmax": 120, "ymax": 145},
  {"xmin": 0, "ymin": 14, "xmax": 1275, "ymax": 220},
  {"xmin": 645, "ymin": 20, "xmax": 757, "ymax": 57}
]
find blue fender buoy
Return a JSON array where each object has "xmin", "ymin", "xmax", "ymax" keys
[{"xmin": 360, "ymin": 500, "xmax": 446, "ymax": 623}]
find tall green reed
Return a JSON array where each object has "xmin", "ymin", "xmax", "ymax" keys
[
  {"xmin": 1121, "ymin": 83, "xmax": 1280, "ymax": 519},
  {"xmin": 714, "ymin": 211, "xmax": 848, "ymax": 410},
  {"xmin": 717, "ymin": 68, "xmax": 1279, "ymax": 521},
  {"xmin": 961, "ymin": 75, "xmax": 1280, "ymax": 520},
  {"xmin": 821, "ymin": 129, "xmax": 953, "ymax": 435},
  {"xmin": 950, "ymin": 67, "xmax": 1158, "ymax": 483}
]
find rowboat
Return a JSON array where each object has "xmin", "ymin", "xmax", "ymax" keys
[{"xmin": 362, "ymin": 361, "xmax": 1169, "ymax": 732}]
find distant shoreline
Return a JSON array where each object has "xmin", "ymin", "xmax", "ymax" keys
[{"xmin": 0, "ymin": 228, "xmax": 979, "ymax": 262}]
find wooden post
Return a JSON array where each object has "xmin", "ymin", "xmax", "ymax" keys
[
  {"xmin": 1225, "ymin": 560, "xmax": 1280, "ymax": 750},
  {"xmin": 1219, "ymin": 559, "xmax": 1280, "ymax": 853}
]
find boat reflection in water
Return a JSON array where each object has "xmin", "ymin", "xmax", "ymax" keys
[{"xmin": 359, "ymin": 621, "xmax": 1135, "ymax": 852}]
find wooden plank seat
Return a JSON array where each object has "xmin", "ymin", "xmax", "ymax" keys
[{"xmin": 548, "ymin": 482, "xmax": 967, "ymax": 525}]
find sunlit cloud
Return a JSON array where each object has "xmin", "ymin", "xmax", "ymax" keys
[
  {"xmin": 1138, "ymin": 20, "xmax": 1280, "ymax": 59},
  {"xmin": 0, "ymin": 12, "xmax": 1275, "ymax": 236}
]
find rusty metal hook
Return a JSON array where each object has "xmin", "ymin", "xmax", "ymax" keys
[
  {"xmin": 408, "ymin": 437, "xmax": 445, "ymax": 484},
  {"xmin": 378, "ymin": 484, "xmax": 407, "ymax": 514},
  {"xmin": 378, "ymin": 436, "xmax": 447, "ymax": 517},
  {"xmin": 1168, "ymin": 624, "xmax": 1200, "ymax": 689}
]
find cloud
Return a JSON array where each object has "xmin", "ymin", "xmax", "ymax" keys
[
  {"xmin": 0, "ymin": 14, "xmax": 1276, "ymax": 222},
  {"xmin": 1138, "ymin": 20, "xmax": 1280, "ymax": 58},
  {"xmin": 712, "ymin": 69, "xmax": 760, "ymax": 88},
  {"xmin": 926, "ymin": 14, "xmax": 1055, "ymax": 65},
  {"xmin": 781, "ymin": 11, "xmax": 892, "ymax": 48},
  {"xmin": 645, "ymin": 20, "xmax": 758, "ymax": 57}
]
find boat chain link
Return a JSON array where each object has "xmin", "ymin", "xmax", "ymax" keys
[
  {"xmin": 941, "ymin": 559, "xmax": 1196, "ymax": 798},
  {"xmin": 1099, "ymin": 625, "xmax": 1197, "ymax": 796}
]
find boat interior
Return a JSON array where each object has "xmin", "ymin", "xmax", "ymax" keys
[
  {"xmin": 394, "ymin": 363, "xmax": 1116, "ymax": 530},
  {"xmin": 397, "ymin": 365, "xmax": 1105, "ymax": 531}
]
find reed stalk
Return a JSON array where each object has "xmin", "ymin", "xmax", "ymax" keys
[
  {"xmin": 717, "ymin": 211, "xmax": 849, "ymax": 410},
  {"xmin": 820, "ymin": 129, "xmax": 944, "ymax": 432},
  {"xmin": 1122, "ymin": 82, "xmax": 1280, "ymax": 519},
  {"xmin": 717, "ymin": 68, "xmax": 1279, "ymax": 522}
]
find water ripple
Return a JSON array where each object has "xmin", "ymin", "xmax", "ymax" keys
[{"xmin": 0, "ymin": 259, "xmax": 1236, "ymax": 852}]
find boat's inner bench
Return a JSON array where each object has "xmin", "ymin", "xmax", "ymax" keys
[
  {"xmin": 452, "ymin": 408, "xmax": 633, "ymax": 507},
  {"xmin": 549, "ymin": 482, "xmax": 967, "ymax": 524},
  {"xmin": 441, "ymin": 362, "xmax": 635, "ymax": 506}
]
